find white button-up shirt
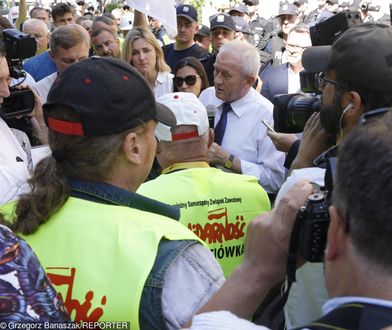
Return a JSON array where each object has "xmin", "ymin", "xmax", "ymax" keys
[
  {"xmin": 199, "ymin": 87, "xmax": 286, "ymax": 193},
  {"xmin": 154, "ymin": 71, "xmax": 174, "ymax": 98}
]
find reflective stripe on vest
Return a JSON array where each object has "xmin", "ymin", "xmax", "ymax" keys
[
  {"xmin": 5, "ymin": 197, "xmax": 200, "ymax": 329},
  {"xmin": 139, "ymin": 166, "xmax": 271, "ymax": 277}
]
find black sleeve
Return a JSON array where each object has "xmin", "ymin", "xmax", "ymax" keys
[{"xmin": 284, "ymin": 139, "xmax": 301, "ymax": 170}]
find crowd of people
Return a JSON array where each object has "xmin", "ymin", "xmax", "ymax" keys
[{"xmin": 0, "ymin": 0, "xmax": 391, "ymax": 329}]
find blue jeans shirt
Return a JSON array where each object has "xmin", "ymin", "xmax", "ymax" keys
[{"xmin": 68, "ymin": 179, "xmax": 196, "ymax": 329}]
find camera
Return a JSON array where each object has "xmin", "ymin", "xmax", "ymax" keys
[
  {"xmin": 297, "ymin": 191, "xmax": 330, "ymax": 262},
  {"xmin": 294, "ymin": 156, "xmax": 336, "ymax": 263},
  {"xmin": 271, "ymin": 12, "xmax": 362, "ymax": 133},
  {"xmin": 360, "ymin": 3, "xmax": 380, "ymax": 11},
  {"xmin": 272, "ymin": 93, "xmax": 320, "ymax": 133},
  {"xmin": 310, "ymin": 11, "xmax": 362, "ymax": 46},
  {"xmin": 0, "ymin": 29, "xmax": 37, "ymax": 119}
]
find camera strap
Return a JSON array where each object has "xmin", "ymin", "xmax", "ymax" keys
[
  {"xmin": 266, "ymin": 181, "xmax": 324, "ymax": 325},
  {"xmin": 266, "ymin": 212, "xmax": 302, "ymax": 325}
]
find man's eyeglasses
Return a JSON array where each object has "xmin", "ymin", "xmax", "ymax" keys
[
  {"xmin": 360, "ymin": 108, "xmax": 391, "ymax": 126},
  {"xmin": 285, "ymin": 44, "xmax": 309, "ymax": 53},
  {"xmin": 173, "ymin": 75, "xmax": 200, "ymax": 87},
  {"xmin": 315, "ymin": 72, "xmax": 339, "ymax": 89}
]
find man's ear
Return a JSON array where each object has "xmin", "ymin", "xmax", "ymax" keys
[
  {"xmin": 345, "ymin": 91, "xmax": 362, "ymax": 121},
  {"xmin": 245, "ymin": 74, "xmax": 256, "ymax": 88},
  {"xmin": 325, "ymin": 205, "xmax": 347, "ymax": 261},
  {"xmin": 155, "ymin": 141, "xmax": 162, "ymax": 155},
  {"xmin": 122, "ymin": 131, "xmax": 142, "ymax": 165}
]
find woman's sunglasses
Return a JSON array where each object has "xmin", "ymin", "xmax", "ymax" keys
[{"xmin": 173, "ymin": 75, "xmax": 200, "ymax": 87}]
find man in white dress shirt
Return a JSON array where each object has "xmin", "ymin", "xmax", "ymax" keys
[{"xmin": 199, "ymin": 40, "xmax": 285, "ymax": 194}]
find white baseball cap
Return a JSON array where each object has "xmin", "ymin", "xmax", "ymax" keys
[{"xmin": 155, "ymin": 92, "xmax": 209, "ymax": 141}]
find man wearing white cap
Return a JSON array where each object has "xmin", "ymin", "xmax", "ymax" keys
[{"xmin": 138, "ymin": 92, "xmax": 271, "ymax": 278}]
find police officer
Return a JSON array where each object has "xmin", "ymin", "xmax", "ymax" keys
[{"xmin": 201, "ymin": 13, "xmax": 236, "ymax": 86}]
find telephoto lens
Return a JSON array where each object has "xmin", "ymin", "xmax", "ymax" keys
[{"xmin": 272, "ymin": 93, "xmax": 320, "ymax": 133}]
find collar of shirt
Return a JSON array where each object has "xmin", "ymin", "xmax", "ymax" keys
[
  {"xmin": 156, "ymin": 71, "xmax": 166, "ymax": 84},
  {"xmin": 323, "ymin": 296, "xmax": 392, "ymax": 316},
  {"xmin": 221, "ymin": 88, "xmax": 253, "ymax": 118},
  {"xmin": 68, "ymin": 178, "xmax": 180, "ymax": 220},
  {"xmin": 155, "ymin": 71, "xmax": 173, "ymax": 87},
  {"xmin": 162, "ymin": 161, "xmax": 210, "ymax": 174}
]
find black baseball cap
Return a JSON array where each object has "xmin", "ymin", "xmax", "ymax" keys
[
  {"xmin": 176, "ymin": 4, "xmax": 198, "ymax": 23},
  {"xmin": 229, "ymin": 4, "xmax": 250, "ymax": 16},
  {"xmin": 293, "ymin": 0, "xmax": 308, "ymax": 5},
  {"xmin": 243, "ymin": 0, "xmax": 259, "ymax": 5},
  {"xmin": 196, "ymin": 24, "xmax": 210, "ymax": 37},
  {"xmin": 44, "ymin": 57, "xmax": 176, "ymax": 136},
  {"xmin": 302, "ymin": 23, "xmax": 392, "ymax": 93},
  {"xmin": 232, "ymin": 16, "xmax": 253, "ymax": 34},
  {"xmin": 210, "ymin": 13, "xmax": 235, "ymax": 31},
  {"xmin": 277, "ymin": 3, "xmax": 298, "ymax": 16}
]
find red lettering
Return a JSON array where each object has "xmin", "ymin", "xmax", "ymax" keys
[
  {"xmin": 188, "ymin": 208, "xmax": 246, "ymax": 244},
  {"xmin": 47, "ymin": 267, "xmax": 106, "ymax": 322}
]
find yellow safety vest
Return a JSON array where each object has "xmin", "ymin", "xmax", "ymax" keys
[
  {"xmin": 3, "ymin": 197, "xmax": 200, "ymax": 329},
  {"xmin": 138, "ymin": 163, "xmax": 271, "ymax": 277}
]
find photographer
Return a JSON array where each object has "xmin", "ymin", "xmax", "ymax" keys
[
  {"xmin": 274, "ymin": 22, "xmax": 392, "ymax": 328},
  {"xmin": 0, "ymin": 30, "xmax": 46, "ymax": 204},
  {"xmin": 0, "ymin": 41, "xmax": 31, "ymax": 204},
  {"xmin": 186, "ymin": 109, "xmax": 392, "ymax": 330}
]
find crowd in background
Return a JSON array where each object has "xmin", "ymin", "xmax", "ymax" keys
[{"xmin": 0, "ymin": 0, "xmax": 391, "ymax": 329}]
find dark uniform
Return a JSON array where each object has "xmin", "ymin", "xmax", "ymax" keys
[
  {"xmin": 249, "ymin": 15, "xmax": 274, "ymax": 50},
  {"xmin": 200, "ymin": 52, "xmax": 216, "ymax": 87}
]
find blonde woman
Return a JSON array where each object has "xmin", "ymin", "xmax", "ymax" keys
[{"xmin": 123, "ymin": 26, "xmax": 173, "ymax": 97}]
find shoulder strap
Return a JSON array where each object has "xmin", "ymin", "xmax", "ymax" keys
[{"xmin": 297, "ymin": 302, "xmax": 392, "ymax": 330}]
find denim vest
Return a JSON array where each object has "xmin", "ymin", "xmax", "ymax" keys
[{"xmin": 68, "ymin": 179, "xmax": 196, "ymax": 330}]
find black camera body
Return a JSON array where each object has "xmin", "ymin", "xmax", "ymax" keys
[
  {"xmin": 1, "ymin": 29, "xmax": 37, "ymax": 119},
  {"xmin": 297, "ymin": 191, "xmax": 330, "ymax": 262},
  {"xmin": 310, "ymin": 11, "xmax": 362, "ymax": 46},
  {"xmin": 272, "ymin": 12, "xmax": 362, "ymax": 133},
  {"xmin": 360, "ymin": 3, "xmax": 381, "ymax": 11}
]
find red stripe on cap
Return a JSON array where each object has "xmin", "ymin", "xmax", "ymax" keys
[
  {"xmin": 171, "ymin": 131, "xmax": 198, "ymax": 141},
  {"xmin": 47, "ymin": 117, "xmax": 85, "ymax": 136}
]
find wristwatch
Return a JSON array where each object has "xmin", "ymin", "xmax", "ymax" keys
[{"xmin": 224, "ymin": 154, "xmax": 235, "ymax": 169}]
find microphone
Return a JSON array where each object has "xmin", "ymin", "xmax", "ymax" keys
[{"xmin": 205, "ymin": 104, "xmax": 217, "ymax": 129}]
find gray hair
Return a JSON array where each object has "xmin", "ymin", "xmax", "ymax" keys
[
  {"xmin": 22, "ymin": 18, "xmax": 48, "ymax": 34},
  {"xmin": 219, "ymin": 40, "xmax": 260, "ymax": 77}
]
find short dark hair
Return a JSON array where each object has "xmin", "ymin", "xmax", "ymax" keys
[
  {"xmin": 29, "ymin": 6, "xmax": 50, "ymax": 18},
  {"xmin": 333, "ymin": 111, "xmax": 392, "ymax": 274},
  {"xmin": 336, "ymin": 76, "xmax": 392, "ymax": 113},
  {"xmin": 0, "ymin": 39, "xmax": 6, "ymax": 58},
  {"xmin": 51, "ymin": 3, "xmax": 74, "ymax": 22},
  {"xmin": 92, "ymin": 15, "xmax": 116, "ymax": 32},
  {"xmin": 91, "ymin": 27, "xmax": 115, "ymax": 39}
]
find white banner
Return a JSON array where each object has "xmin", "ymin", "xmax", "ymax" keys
[{"xmin": 126, "ymin": 0, "xmax": 178, "ymax": 38}]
